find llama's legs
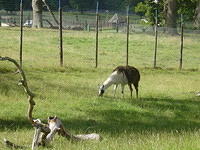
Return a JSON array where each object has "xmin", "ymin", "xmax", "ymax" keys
[
  {"xmin": 133, "ymin": 83, "xmax": 139, "ymax": 99},
  {"xmin": 121, "ymin": 84, "xmax": 125, "ymax": 98},
  {"xmin": 128, "ymin": 84, "xmax": 133, "ymax": 98},
  {"xmin": 113, "ymin": 84, "xmax": 118, "ymax": 97}
]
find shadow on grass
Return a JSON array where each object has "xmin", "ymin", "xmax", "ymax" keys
[
  {"xmin": 0, "ymin": 118, "xmax": 32, "ymax": 131},
  {"xmin": 62, "ymin": 97, "xmax": 200, "ymax": 134},
  {"xmin": 1, "ymin": 99, "xmax": 199, "ymax": 137},
  {"xmin": 1, "ymin": 97, "xmax": 200, "ymax": 135},
  {"xmin": 0, "ymin": 88, "xmax": 200, "ymax": 135}
]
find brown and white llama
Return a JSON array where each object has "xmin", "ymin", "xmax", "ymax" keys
[{"xmin": 98, "ymin": 65, "xmax": 140, "ymax": 98}]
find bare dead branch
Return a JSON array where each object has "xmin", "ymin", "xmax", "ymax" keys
[
  {"xmin": 0, "ymin": 57, "xmax": 101, "ymax": 150},
  {"xmin": 3, "ymin": 138, "xmax": 26, "ymax": 149},
  {"xmin": 75, "ymin": 133, "xmax": 101, "ymax": 140},
  {"xmin": 48, "ymin": 116, "xmax": 101, "ymax": 141},
  {"xmin": 42, "ymin": 0, "xmax": 59, "ymax": 26},
  {"xmin": 48, "ymin": 116, "xmax": 81, "ymax": 141},
  {"xmin": 32, "ymin": 127, "xmax": 42, "ymax": 149},
  {"xmin": 0, "ymin": 57, "xmax": 35, "ymax": 124},
  {"xmin": 0, "ymin": 57, "xmax": 50, "ymax": 149}
]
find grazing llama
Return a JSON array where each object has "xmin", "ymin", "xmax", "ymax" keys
[{"xmin": 98, "ymin": 65, "xmax": 140, "ymax": 98}]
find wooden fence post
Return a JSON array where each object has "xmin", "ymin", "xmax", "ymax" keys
[
  {"xmin": 126, "ymin": 5, "xmax": 129, "ymax": 66},
  {"xmin": 19, "ymin": 0, "xmax": 23, "ymax": 67},
  {"xmin": 59, "ymin": 0, "xmax": 63, "ymax": 67},
  {"xmin": 153, "ymin": 8, "xmax": 158, "ymax": 68},
  {"xmin": 95, "ymin": 1, "xmax": 99, "ymax": 68},
  {"xmin": 179, "ymin": 14, "xmax": 184, "ymax": 70}
]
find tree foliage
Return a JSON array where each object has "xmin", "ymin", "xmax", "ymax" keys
[
  {"xmin": 135, "ymin": 0, "xmax": 198, "ymax": 28},
  {"xmin": 0, "ymin": 0, "xmax": 199, "ymax": 28},
  {"xmin": 135, "ymin": 0, "xmax": 165, "ymax": 25},
  {"xmin": 0, "ymin": 0, "xmax": 20, "ymax": 11},
  {"xmin": 68, "ymin": 0, "xmax": 95, "ymax": 11}
]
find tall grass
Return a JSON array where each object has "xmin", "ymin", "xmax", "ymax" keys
[
  {"xmin": 0, "ymin": 27, "xmax": 199, "ymax": 70},
  {"xmin": 0, "ymin": 28, "xmax": 200, "ymax": 150}
]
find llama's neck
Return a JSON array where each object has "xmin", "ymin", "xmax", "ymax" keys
[
  {"xmin": 103, "ymin": 71, "xmax": 126, "ymax": 90},
  {"xmin": 103, "ymin": 70, "xmax": 128, "ymax": 90},
  {"xmin": 103, "ymin": 77, "xmax": 114, "ymax": 90}
]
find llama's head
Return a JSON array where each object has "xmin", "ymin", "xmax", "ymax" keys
[{"xmin": 98, "ymin": 85, "xmax": 105, "ymax": 96}]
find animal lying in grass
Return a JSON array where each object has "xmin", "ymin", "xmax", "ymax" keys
[{"xmin": 98, "ymin": 65, "xmax": 140, "ymax": 98}]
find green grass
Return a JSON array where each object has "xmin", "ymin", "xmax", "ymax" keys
[{"xmin": 0, "ymin": 27, "xmax": 200, "ymax": 150}]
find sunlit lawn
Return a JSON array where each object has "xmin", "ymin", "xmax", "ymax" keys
[{"xmin": 0, "ymin": 27, "xmax": 200, "ymax": 149}]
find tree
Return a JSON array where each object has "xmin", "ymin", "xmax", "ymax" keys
[
  {"xmin": 101, "ymin": 0, "xmax": 126, "ymax": 10},
  {"xmin": 24, "ymin": 0, "xmax": 32, "ymax": 9},
  {"xmin": 165, "ymin": 0, "xmax": 178, "ymax": 34},
  {"xmin": 0, "ymin": 0, "xmax": 20, "ymax": 11},
  {"xmin": 69, "ymin": 0, "xmax": 95, "ymax": 12},
  {"xmin": 136, "ymin": 0, "xmax": 198, "ymax": 30},
  {"xmin": 194, "ymin": 0, "xmax": 200, "ymax": 29},
  {"xmin": 135, "ymin": 0, "xmax": 165, "ymax": 26},
  {"xmin": 177, "ymin": 0, "xmax": 196, "ymax": 21},
  {"xmin": 32, "ymin": 0, "xmax": 43, "ymax": 28},
  {"xmin": 46, "ymin": 0, "xmax": 58, "ymax": 10}
]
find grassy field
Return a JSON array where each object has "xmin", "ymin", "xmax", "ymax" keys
[{"xmin": 0, "ymin": 27, "xmax": 200, "ymax": 150}]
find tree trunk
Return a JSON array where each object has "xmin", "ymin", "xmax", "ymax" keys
[
  {"xmin": 166, "ymin": 0, "xmax": 177, "ymax": 35},
  {"xmin": 32, "ymin": 0, "xmax": 43, "ymax": 28},
  {"xmin": 194, "ymin": 1, "xmax": 200, "ymax": 29}
]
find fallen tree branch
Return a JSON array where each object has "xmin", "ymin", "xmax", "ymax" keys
[
  {"xmin": 3, "ymin": 138, "xmax": 26, "ymax": 149},
  {"xmin": 0, "ymin": 56, "xmax": 101, "ymax": 150},
  {"xmin": 0, "ymin": 57, "xmax": 50, "ymax": 149},
  {"xmin": 0, "ymin": 57, "xmax": 35, "ymax": 124},
  {"xmin": 47, "ymin": 116, "xmax": 101, "ymax": 141}
]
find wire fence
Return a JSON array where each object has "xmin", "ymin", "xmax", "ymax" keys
[
  {"xmin": 0, "ymin": 1, "xmax": 200, "ymax": 70},
  {"xmin": 1, "ymin": 8, "xmax": 200, "ymax": 32}
]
